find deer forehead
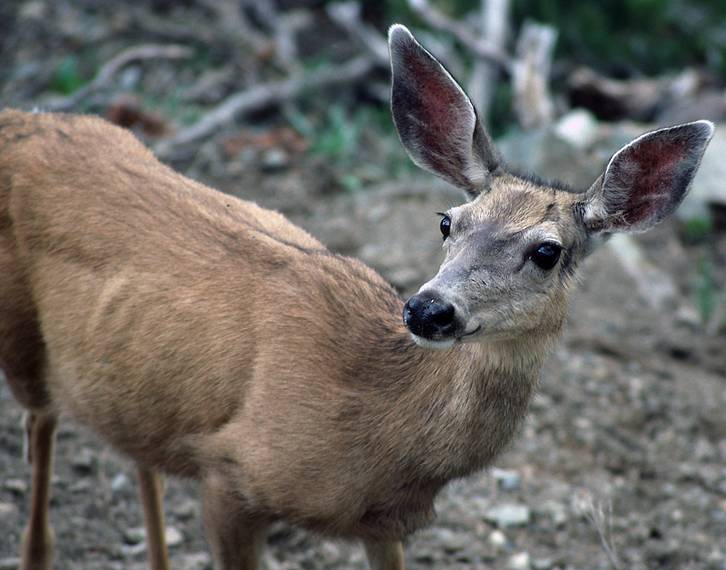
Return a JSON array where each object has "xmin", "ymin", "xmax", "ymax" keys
[{"xmin": 456, "ymin": 176, "xmax": 581, "ymax": 240}]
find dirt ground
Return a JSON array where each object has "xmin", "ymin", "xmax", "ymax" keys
[{"xmin": 1, "ymin": 154, "xmax": 725, "ymax": 570}]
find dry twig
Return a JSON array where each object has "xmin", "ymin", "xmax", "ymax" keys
[
  {"xmin": 47, "ymin": 44, "xmax": 192, "ymax": 111},
  {"xmin": 155, "ymin": 56, "xmax": 375, "ymax": 158},
  {"xmin": 327, "ymin": 2, "xmax": 390, "ymax": 66},
  {"xmin": 406, "ymin": 0, "xmax": 512, "ymax": 72}
]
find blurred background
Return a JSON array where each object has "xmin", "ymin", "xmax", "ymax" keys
[{"xmin": 0, "ymin": 1, "xmax": 725, "ymax": 569}]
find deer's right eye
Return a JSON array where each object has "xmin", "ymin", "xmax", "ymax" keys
[{"xmin": 438, "ymin": 214, "xmax": 451, "ymax": 240}]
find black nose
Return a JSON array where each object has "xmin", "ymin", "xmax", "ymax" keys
[{"xmin": 403, "ymin": 292, "xmax": 457, "ymax": 339}]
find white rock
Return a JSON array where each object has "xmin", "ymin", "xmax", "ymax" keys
[
  {"xmin": 4, "ymin": 479, "xmax": 27, "ymax": 494},
  {"xmin": 0, "ymin": 557, "xmax": 20, "ymax": 570},
  {"xmin": 554, "ymin": 109, "xmax": 599, "ymax": 149},
  {"xmin": 488, "ymin": 529, "xmax": 508, "ymax": 548},
  {"xmin": 484, "ymin": 503, "xmax": 531, "ymax": 528},
  {"xmin": 165, "ymin": 526, "xmax": 184, "ymax": 547},
  {"xmin": 491, "ymin": 467, "xmax": 522, "ymax": 491},
  {"xmin": 508, "ymin": 551, "xmax": 531, "ymax": 570}
]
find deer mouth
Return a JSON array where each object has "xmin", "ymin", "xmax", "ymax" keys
[{"xmin": 457, "ymin": 325, "xmax": 482, "ymax": 340}]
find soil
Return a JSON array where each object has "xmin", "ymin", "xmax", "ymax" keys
[
  {"xmin": 1, "ymin": 1, "xmax": 725, "ymax": 568},
  {"xmin": 1, "ymin": 159, "xmax": 725, "ymax": 570}
]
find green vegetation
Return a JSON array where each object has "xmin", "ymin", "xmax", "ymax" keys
[{"xmin": 51, "ymin": 56, "xmax": 85, "ymax": 95}]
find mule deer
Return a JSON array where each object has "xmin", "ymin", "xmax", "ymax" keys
[{"xmin": 0, "ymin": 24, "xmax": 714, "ymax": 570}]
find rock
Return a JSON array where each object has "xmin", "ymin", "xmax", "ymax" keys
[
  {"xmin": 124, "ymin": 526, "xmax": 183, "ymax": 548},
  {"xmin": 0, "ymin": 558, "xmax": 20, "ymax": 570},
  {"xmin": 508, "ymin": 551, "xmax": 531, "ymax": 569},
  {"xmin": 433, "ymin": 527, "xmax": 469, "ymax": 552},
  {"xmin": 71, "ymin": 447, "xmax": 96, "ymax": 474},
  {"xmin": 171, "ymin": 498, "xmax": 198, "ymax": 520},
  {"xmin": 124, "ymin": 527, "xmax": 147, "ymax": 545},
  {"xmin": 175, "ymin": 552, "xmax": 211, "ymax": 570},
  {"xmin": 0, "ymin": 502, "xmax": 19, "ymax": 519},
  {"xmin": 111, "ymin": 473, "xmax": 129, "ymax": 493},
  {"xmin": 679, "ymin": 126, "xmax": 726, "ymax": 220},
  {"xmin": 484, "ymin": 503, "xmax": 531, "ymax": 528},
  {"xmin": 539, "ymin": 500, "xmax": 568, "ymax": 527},
  {"xmin": 68, "ymin": 480, "xmax": 92, "ymax": 493},
  {"xmin": 532, "ymin": 558, "xmax": 554, "ymax": 570},
  {"xmin": 488, "ymin": 529, "xmax": 508, "ymax": 549},
  {"xmin": 165, "ymin": 526, "xmax": 184, "ymax": 547},
  {"xmin": 261, "ymin": 148, "xmax": 289, "ymax": 172},
  {"xmin": 4, "ymin": 479, "xmax": 27, "ymax": 495},
  {"xmin": 491, "ymin": 467, "xmax": 522, "ymax": 491},
  {"xmin": 553, "ymin": 109, "xmax": 599, "ymax": 150}
]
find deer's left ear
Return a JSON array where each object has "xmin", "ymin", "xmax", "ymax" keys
[
  {"xmin": 388, "ymin": 24, "xmax": 502, "ymax": 198},
  {"xmin": 582, "ymin": 121, "xmax": 714, "ymax": 233}
]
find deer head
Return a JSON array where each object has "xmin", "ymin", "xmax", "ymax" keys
[{"xmin": 389, "ymin": 24, "xmax": 714, "ymax": 349}]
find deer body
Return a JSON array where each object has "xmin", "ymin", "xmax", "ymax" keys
[{"xmin": 1, "ymin": 24, "xmax": 714, "ymax": 570}]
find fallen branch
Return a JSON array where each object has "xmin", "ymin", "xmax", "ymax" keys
[
  {"xmin": 155, "ymin": 56, "xmax": 375, "ymax": 158},
  {"xmin": 327, "ymin": 2, "xmax": 390, "ymax": 66},
  {"xmin": 47, "ymin": 44, "xmax": 192, "ymax": 111},
  {"xmin": 406, "ymin": 0, "xmax": 512, "ymax": 72},
  {"xmin": 511, "ymin": 21, "xmax": 557, "ymax": 128}
]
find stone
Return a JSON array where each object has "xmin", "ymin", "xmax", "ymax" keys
[
  {"xmin": 0, "ymin": 558, "xmax": 20, "ymax": 570},
  {"xmin": 261, "ymin": 148, "xmax": 289, "ymax": 172},
  {"xmin": 4, "ymin": 479, "xmax": 27, "ymax": 495},
  {"xmin": 488, "ymin": 529, "xmax": 508, "ymax": 549},
  {"xmin": 71, "ymin": 447, "xmax": 96, "ymax": 474},
  {"xmin": 110, "ymin": 473, "xmax": 129, "ymax": 493},
  {"xmin": 491, "ymin": 467, "xmax": 522, "ymax": 491},
  {"xmin": 0, "ymin": 502, "xmax": 19, "ymax": 519},
  {"xmin": 553, "ymin": 109, "xmax": 599, "ymax": 149},
  {"xmin": 508, "ymin": 551, "xmax": 531, "ymax": 569},
  {"xmin": 165, "ymin": 526, "xmax": 184, "ymax": 547},
  {"xmin": 539, "ymin": 500, "xmax": 568, "ymax": 527},
  {"xmin": 176, "ymin": 552, "xmax": 212, "ymax": 570},
  {"xmin": 484, "ymin": 503, "xmax": 531, "ymax": 528},
  {"xmin": 124, "ymin": 527, "xmax": 147, "ymax": 545},
  {"xmin": 532, "ymin": 558, "xmax": 554, "ymax": 570}
]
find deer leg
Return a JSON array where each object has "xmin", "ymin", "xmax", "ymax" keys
[
  {"xmin": 363, "ymin": 540, "xmax": 405, "ymax": 570},
  {"xmin": 201, "ymin": 475, "xmax": 267, "ymax": 570},
  {"xmin": 136, "ymin": 465, "xmax": 170, "ymax": 570},
  {"xmin": 20, "ymin": 412, "xmax": 57, "ymax": 570}
]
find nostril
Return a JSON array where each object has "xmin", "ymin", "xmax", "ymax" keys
[
  {"xmin": 403, "ymin": 293, "xmax": 458, "ymax": 338},
  {"xmin": 429, "ymin": 301, "xmax": 455, "ymax": 326}
]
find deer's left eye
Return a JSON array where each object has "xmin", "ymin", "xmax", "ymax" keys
[
  {"xmin": 438, "ymin": 214, "xmax": 451, "ymax": 240},
  {"xmin": 530, "ymin": 242, "xmax": 562, "ymax": 270}
]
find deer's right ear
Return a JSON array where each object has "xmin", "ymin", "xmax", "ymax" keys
[{"xmin": 389, "ymin": 24, "xmax": 501, "ymax": 198}]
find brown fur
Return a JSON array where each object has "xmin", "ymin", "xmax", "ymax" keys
[{"xmin": 1, "ymin": 109, "xmax": 567, "ymax": 568}]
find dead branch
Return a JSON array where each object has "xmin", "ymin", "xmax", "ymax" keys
[
  {"xmin": 326, "ymin": 2, "xmax": 389, "ymax": 66},
  {"xmin": 155, "ymin": 56, "xmax": 375, "ymax": 159},
  {"xmin": 406, "ymin": 0, "xmax": 512, "ymax": 72},
  {"xmin": 511, "ymin": 21, "xmax": 557, "ymax": 128},
  {"xmin": 468, "ymin": 0, "xmax": 511, "ymax": 117},
  {"xmin": 47, "ymin": 44, "xmax": 192, "ymax": 111}
]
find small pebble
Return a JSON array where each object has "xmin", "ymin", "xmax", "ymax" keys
[
  {"xmin": 71, "ymin": 447, "xmax": 96, "ymax": 473},
  {"xmin": 485, "ymin": 503, "xmax": 531, "ymax": 528},
  {"xmin": 261, "ymin": 148, "xmax": 289, "ymax": 171},
  {"xmin": 176, "ymin": 552, "xmax": 211, "ymax": 570},
  {"xmin": 0, "ymin": 502, "xmax": 19, "ymax": 518},
  {"xmin": 508, "ymin": 551, "xmax": 531, "ymax": 569},
  {"xmin": 111, "ymin": 473, "xmax": 129, "ymax": 493},
  {"xmin": 0, "ymin": 557, "xmax": 20, "ymax": 570},
  {"xmin": 165, "ymin": 527, "xmax": 183, "ymax": 547},
  {"xmin": 532, "ymin": 558, "xmax": 554, "ymax": 570},
  {"xmin": 4, "ymin": 479, "xmax": 27, "ymax": 495},
  {"xmin": 492, "ymin": 468, "xmax": 522, "ymax": 491},
  {"xmin": 489, "ymin": 529, "xmax": 507, "ymax": 548}
]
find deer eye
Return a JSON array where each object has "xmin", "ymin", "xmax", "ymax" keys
[
  {"xmin": 530, "ymin": 242, "xmax": 562, "ymax": 270},
  {"xmin": 438, "ymin": 213, "xmax": 451, "ymax": 240}
]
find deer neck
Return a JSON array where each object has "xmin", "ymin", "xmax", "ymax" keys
[{"xmin": 367, "ymin": 312, "xmax": 562, "ymax": 480}]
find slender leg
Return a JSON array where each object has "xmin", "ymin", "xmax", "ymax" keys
[
  {"xmin": 137, "ymin": 465, "xmax": 170, "ymax": 570},
  {"xmin": 20, "ymin": 412, "xmax": 58, "ymax": 570},
  {"xmin": 201, "ymin": 475, "xmax": 267, "ymax": 570},
  {"xmin": 363, "ymin": 540, "xmax": 405, "ymax": 570}
]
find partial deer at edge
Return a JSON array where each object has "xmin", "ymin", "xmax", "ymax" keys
[{"xmin": 0, "ymin": 24, "xmax": 714, "ymax": 570}]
